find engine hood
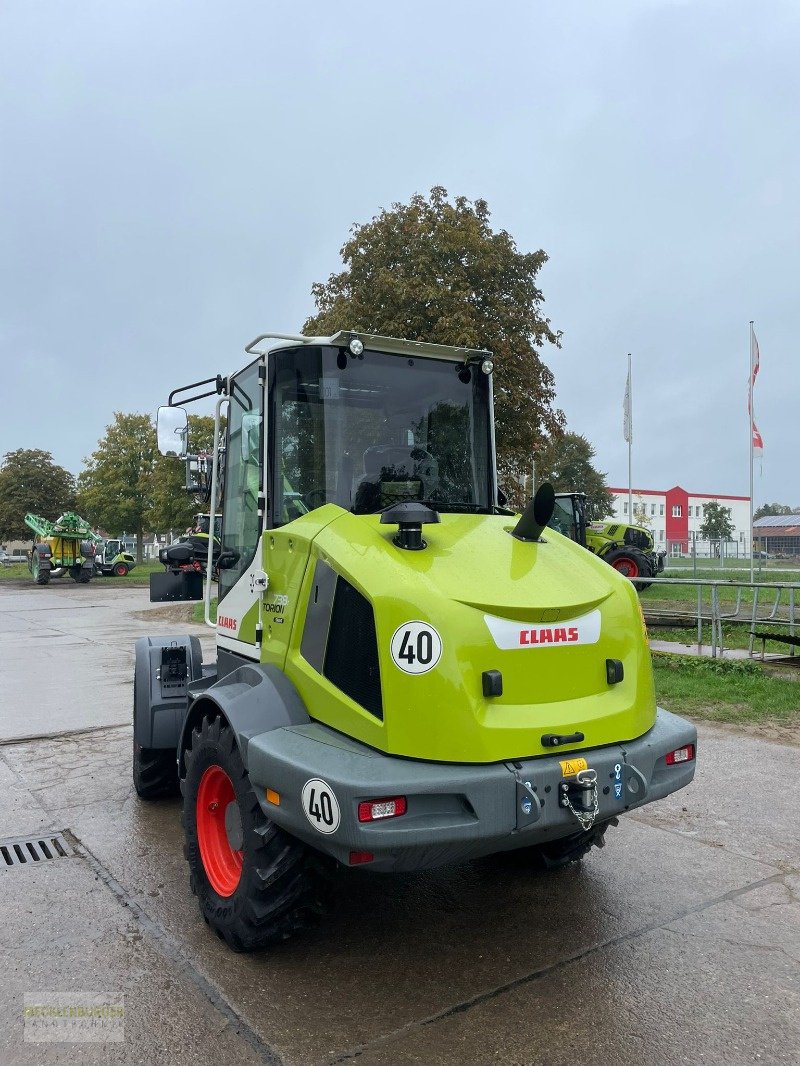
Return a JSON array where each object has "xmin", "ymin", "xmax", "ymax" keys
[{"xmin": 278, "ymin": 509, "xmax": 657, "ymax": 763}]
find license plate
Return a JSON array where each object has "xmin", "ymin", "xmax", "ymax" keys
[{"xmin": 559, "ymin": 756, "xmax": 588, "ymax": 777}]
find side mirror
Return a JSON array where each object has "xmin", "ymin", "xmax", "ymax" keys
[{"xmin": 157, "ymin": 406, "xmax": 188, "ymax": 457}]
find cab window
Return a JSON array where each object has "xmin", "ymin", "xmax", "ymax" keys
[{"xmin": 219, "ymin": 360, "xmax": 262, "ymax": 602}]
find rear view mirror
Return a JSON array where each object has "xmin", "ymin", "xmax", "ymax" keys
[{"xmin": 157, "ymin": 406, "xmax": 188, "ymax": 457}]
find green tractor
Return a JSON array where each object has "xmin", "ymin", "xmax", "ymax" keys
[
  {"xmin": 25, "ymin": 512, "xmax": 100, "ymax": 585},
  {"xmin": 134, "ymin": 330, "xmax": 696, "ymax": 952},
  {"xmin": 95, "ymin": 538, "xmax": 137, "ymax": 577},
  {"xmin": 551, "ymin": 492, "xmax": 665, "ymax": 587}
]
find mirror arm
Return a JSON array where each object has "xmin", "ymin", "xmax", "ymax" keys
[{"xmin": 168, "ymin": 375, "xmax": 226, "ymax": 407}]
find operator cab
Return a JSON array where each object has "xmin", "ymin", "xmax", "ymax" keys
[
  {"xmin": 269, "ymin": 340, "xmax": 495, "ymax": 526},
  {"xmin": 549, "ymin": 492, "xmax": 588, "ymax": 547}
]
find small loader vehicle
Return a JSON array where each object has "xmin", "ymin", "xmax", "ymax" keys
[
  {"xmin": 95, "ymin": 538, "xmax": 137, "ymax": 577},
  {"xmin": 551, "ymin": 492, "xmax": 666, "ymax": 588},
  {"xmin": 134, "ymin": 331, "xmax": 696, "ymax": 952},
  {"xmin": 25, "ymin": 512, "xmax": 99, "ymax": 585}
]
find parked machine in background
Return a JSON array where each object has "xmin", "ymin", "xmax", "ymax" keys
[
  {"xmin": 551, "ymin": 492, "xmax": 666, "ymax": 588},
  {"xmin": 94, "ymin": 538, "xmax": 137, "ymax": 577},
  {"xmin": 24, "ymin": 512, "xmax": 100, "ymax": 585}
]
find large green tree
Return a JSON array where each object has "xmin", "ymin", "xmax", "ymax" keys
[
  {"xmin": 77, "ymin": 414, "xmax": 155, "ymax": 562},
  {"xmin": 149, "ymin": 415, "xmax": 218, "ymax": 534},
  {"xmin": 0, "ymin": 449, "xmax": 76, "ymax": 542},
  {"xmin": 304, "ymin": 187, "xmax": 564, "ymax": 495},
  {"xmin": 700, "ymin": 501, "xmax": 735, "ymax": 541},
  {"xmin": 534, "ymin": 432, "xmax": 614, "ymax": 518}
]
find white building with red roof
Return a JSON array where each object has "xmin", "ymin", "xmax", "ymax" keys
[{"xmin": 607, "ymin": 485, "xmax": 751, "ymax": 554}]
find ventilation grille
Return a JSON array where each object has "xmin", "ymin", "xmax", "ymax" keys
[
  {"xmin": 1, "ymin": 832, "xmax": 73, "ymax": 868},
  {"xmin": 324, "ymin": 578, "xmax": 383, "ymax": 720}
]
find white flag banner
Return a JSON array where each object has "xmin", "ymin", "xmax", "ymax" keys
[
  {"xmin": 749, "ymin": 326, "xmax": 763, "ymax": 459},
  {"xmin": 623, "ymin": 362, "xmax": 632, "ymax": 443}
]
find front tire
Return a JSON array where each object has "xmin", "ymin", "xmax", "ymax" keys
[
  {"xmin": 603, "ymin": 547, "xmax": 652, "ymax": 588},
  {"xmin": 182, "ymin": 714, "xmax": 330, "ymax": 951}
]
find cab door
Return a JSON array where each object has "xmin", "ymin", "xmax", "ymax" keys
[{"xmin": 215, "ymin": 358, "xmax": 265, "ymax": 660}]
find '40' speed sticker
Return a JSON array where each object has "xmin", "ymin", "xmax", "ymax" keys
[
  {"xmin": 390, "ymin": 621, "xmax": 442, "ymax": 675},
  {"xmin": 301, "ymin": 778, "xmax": 341, "ymax": 834}
]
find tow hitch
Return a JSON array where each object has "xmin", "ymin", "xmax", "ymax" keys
[{"xmin": 559, "ymin": 768, "xmax": 599, "ymax": 830}]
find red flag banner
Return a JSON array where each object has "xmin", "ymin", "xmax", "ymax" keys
[{"xmin": 749, "ymin": 326, "xmax": 763, "ymax": 458}]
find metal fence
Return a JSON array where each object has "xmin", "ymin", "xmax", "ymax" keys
[{"xmin": 637, "ymin": 574, "xmax": 800, "ymax": 659}]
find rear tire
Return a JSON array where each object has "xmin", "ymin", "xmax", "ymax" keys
[
  {"xmin": 182, "ymin": 714, "xmax": 330, "ymax": 952},
  {"xmin": 524, "ymin": 818, "xmax": 618, "ymax": 869},
  {"xmin": 133, "ymin": 738, "xmax": 180, "ymax": 798},
  {"xmin": 113, "ymin": 563, "xmax": 129, "ymax": 577},
  {"xmin": 77, "ymin": 568, "xmax": 92, "ymax": 584}
]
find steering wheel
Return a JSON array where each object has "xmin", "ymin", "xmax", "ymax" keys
[{"xmin": 301, "ymin": 488, "xmax": 329, "ymax": 510}]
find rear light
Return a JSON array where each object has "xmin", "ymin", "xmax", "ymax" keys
[
  {"xmin": 666, "ymin": 744, "xmax": 695, "ymax": 765},
  {"xmin": 349, "ymin": 850, "xmax": 374, "ymax": 865},
  {"xmin": 357, "ymin": 796, "xmax": 407, "ymax": 822}
]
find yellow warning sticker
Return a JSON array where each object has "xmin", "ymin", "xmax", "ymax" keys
[{"xmin": 559, "ymin": 756, "xmax": 588, "ymax": 777}]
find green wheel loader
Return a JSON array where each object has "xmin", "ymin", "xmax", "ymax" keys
[
  {"xmin": 134, "ymin": 331, "xmax": 696, "ymax": 952},
  {"xmin": 551, "ymin": 492, "xmax": 666, "ymax": 589},
  {"xmin": 94, "ymin": 538, "xmax": 137, "ymax": 577}
]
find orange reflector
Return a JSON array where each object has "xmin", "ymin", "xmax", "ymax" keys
[
  {"xmin": 349, "ymin": 850, "xmax": 374, "ymax": 865},
  {"xmin": 265, "ymin": 788, "xmax": 281, "ymax": 805},
  {"xmin": 358, "ymin": 797, "xmax": 407, "ymax": 822},
  {"xmin": 665, "ymin": 744, "xmax": 695, "ymax": 765}
]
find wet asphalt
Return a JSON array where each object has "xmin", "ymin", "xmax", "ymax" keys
[{"xmin": 0, "ymin": 582, "xmax": 798, "ymax": 1065}]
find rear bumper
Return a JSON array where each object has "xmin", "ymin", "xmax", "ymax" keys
[{"xmin": 246, "ymin": 708, "xmax": 696, "ymax": 872}]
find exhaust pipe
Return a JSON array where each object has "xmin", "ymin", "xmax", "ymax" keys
[{"xmin": 511, "ymin": 482, "xmax": 556, "ymax": 542}]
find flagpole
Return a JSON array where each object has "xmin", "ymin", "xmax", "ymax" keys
[
  {"xmin": 627, "ymin": 353, "xmax": 633, "ymax": 520},
  {"xmin": 749, "ymin": 321, "xmax": 754, "ymax": 583}
]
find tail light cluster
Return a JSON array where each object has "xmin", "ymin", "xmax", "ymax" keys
[
  {"xmin": 358, "ymin": 796, "xmax": 407, "ymax": 822},
  {"xmin": 666, "ymin": 744, "xmax": 695, "ymax": 765}
]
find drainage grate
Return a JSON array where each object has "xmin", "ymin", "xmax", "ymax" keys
[{"xmin": 0, "ymin": 832, "xmax": 73, "ymax": 868}]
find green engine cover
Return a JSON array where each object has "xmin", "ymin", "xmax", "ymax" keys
[{"xmin": 257, "ymin": 507, "xmax": 656, "ymax": 765}]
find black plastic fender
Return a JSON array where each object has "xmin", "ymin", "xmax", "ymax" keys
[
  {"xmin": 178, "ymin": 663, "xmax": 310, "ymax": 774},
  {"xmin": 134, "ymin": 635, "xmax": 204, "ymax": 750}
]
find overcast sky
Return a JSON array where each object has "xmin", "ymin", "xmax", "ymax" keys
[{"xmin": 1, "ymin": 0, "xmax": 797, "ymax": 506}]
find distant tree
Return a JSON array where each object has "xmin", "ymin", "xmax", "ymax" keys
[
  {"xmin": 535, "ymin": 432, "xmax": 614, "ymax": 518},
  {"xmin": 77, "ymin": 414, "xmax": 155, "ymax": 563},
  {"xmin": 304, "ymin": 187, "xmax": 564, "ymax": 499},
  {"xmin": 631, "ymin": 495, "xmax": 652, "ymax": 529},
  {"xmin": 700, "ymin": 501, "xmax": 734, "ymax": 541},
  {"xmin": 754, "ymin": 502, "xmax": 799, "ymax": 521},
  {"xmin": 149, "ymin": 415, "xmax": 218, "ymax": 533},
  {"xmin": 0, "ymin": 449, "xmax": 75, "ymax": 542}
]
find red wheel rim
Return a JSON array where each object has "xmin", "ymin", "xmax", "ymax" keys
[
  {"xmin": 196, "ymin": 765, "xmax": 243, "ymax": 897},
  {"xmin": 612, "ymin": 557, "xmax": 639, "ymax": 577},
  {"xmin": 114, "ymin": 565, "xmax": 127, "ymax": 576}
]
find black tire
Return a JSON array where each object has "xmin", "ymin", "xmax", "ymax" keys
[
  {"xmin": 31, "ymin": 554, "xmax": 50, "ymax": 585},
  {"xmin": 133, "ymin": 738, "xmax": 180, "ymax": 799},
  {"xmin": 69, "ymin": 565, "xmax": 82, "ymax": 582},
  {"xmin": 603, "ymin": 547, "xmax": 652, "ymax": 589},
  {"xmin": 113, "ymin": 563, "xmax": 129, "ymax": 577},
  {"xmin": 182, "ymin": 714, "xmax": 330, "ymax": 952},
  {"xmin": 77, "ymin": 568, "xmax": 92, "ymax": 584},
  {"xmin": 524, "ymin": 817, "xmax": 618, "ymax": 869}
]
